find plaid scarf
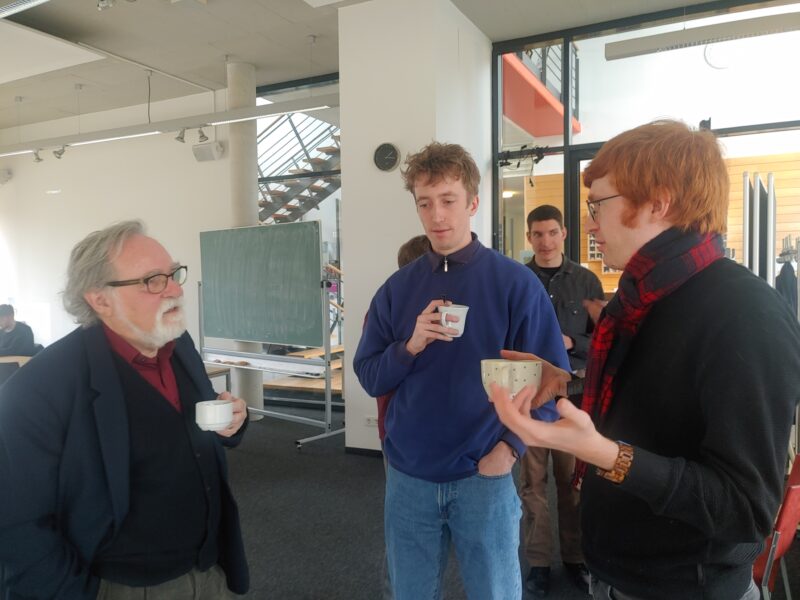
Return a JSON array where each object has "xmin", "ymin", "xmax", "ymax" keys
[{"xmin": 574, "ymin": 228, "xmax": 725, "ymax": 486}]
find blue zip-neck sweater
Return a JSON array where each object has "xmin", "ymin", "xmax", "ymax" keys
[{"xmin": 354, "ymin": 236, "xmax": 569, "ymax": 482}]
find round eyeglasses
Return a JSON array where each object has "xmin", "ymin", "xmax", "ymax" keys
[
  {"xmin": 586, "ymin": 194, "xmax": 622, "ymax": 221},
  {"xmin": 106, "ymin": 265, "xmax": 188, "ymax": 294}
]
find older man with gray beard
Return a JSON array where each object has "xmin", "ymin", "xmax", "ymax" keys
[{"xmin": 0, "ymin": 220, "xmax": 249, "ymax": 600}]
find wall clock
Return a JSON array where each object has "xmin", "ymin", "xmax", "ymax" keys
[{"xmin": 374, "ymin": 143, "xmax": 400, "ymax": 171}]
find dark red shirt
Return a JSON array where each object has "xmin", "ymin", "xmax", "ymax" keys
[{"xmin": 102, "ymin": 324, "xmax": 181, "ymax": 412}]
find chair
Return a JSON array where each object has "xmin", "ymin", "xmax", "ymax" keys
[
  {"xmin": 753, "ymin": 456, "xmax": 800, "ymax": 600},
  {"xmin": 0, "ymin": 362, "xmax": 19, "ymax": 387}
]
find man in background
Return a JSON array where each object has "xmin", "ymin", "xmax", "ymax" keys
[
  {"xmin": 0, "ymin": 221, "xmax": 249, "ymax": 599},
  {"xmin": 355, "ymin": 142, "xmax": 569, "ymax": 600},
  {"xmin": 520, "ymin": 205, "xmax": 603, "ymax": 597},
  {"xmin": 0, "ymin": 304, "xmax": 36, "ymax": 357}
]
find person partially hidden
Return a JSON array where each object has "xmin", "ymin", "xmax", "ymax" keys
[{"xmin": 0, "ymin": 304, "xmax": 37, "ymax": 356}]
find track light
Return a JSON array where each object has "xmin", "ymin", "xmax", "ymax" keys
[
  {"xmin": 175, "ymin": 128, "xmax": 186, "ymax": 143},
  {"xmin": 605, "ymin": 12, "xmax": 800, "ymax": 60},
  {"xmin": 197, "ymin": 128, "xmax": 208, "ymax": 143},
  {"xmin": 33, "ymin": 150, "xmax": 43, "ymax": 163},
  {"xmin": 53, "ymin": 146, "xmax": 66, "ymax": 159},
  {"xmin": 0, "ymin": 94, "xmax": 337, "ymax": 158}
]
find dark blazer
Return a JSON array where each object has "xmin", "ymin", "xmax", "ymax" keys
[{"xmin": 0, "ymin": 325, "xmax": 249, "ymax": 599}]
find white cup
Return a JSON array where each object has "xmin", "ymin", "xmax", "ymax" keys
[
  {"xmin": 480, "ymin": 359, "xmax": 542, "ymax": 396},
  {"xmin": 195, "ymin": 400, "xmax": 234, "ymax": 431},
  {"xmin": 439, "ymin": 304, "xmax": 469, "ymax": 337}
]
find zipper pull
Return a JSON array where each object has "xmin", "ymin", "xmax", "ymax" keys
[{"xmin": 444, "ymin": 256, "xmax": 448, "ymax": 272}]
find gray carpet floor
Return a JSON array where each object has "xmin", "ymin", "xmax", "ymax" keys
[{"xmin": 226, "ymin": 414, "xmax": 800, "ymax": 599}]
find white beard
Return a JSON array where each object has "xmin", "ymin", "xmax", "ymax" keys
[{"xmin": 115, "ymin": 296, "xmax": 187, "ymax": 351}]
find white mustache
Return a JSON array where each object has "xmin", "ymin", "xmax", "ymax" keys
[{"xmin": 158, "ymin": 297, "xmax": 184, "ymax": 318}]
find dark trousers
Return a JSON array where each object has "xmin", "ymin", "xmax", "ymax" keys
[
  {"xmin": 590, "ymin": 576, "xmax": 759, "ymax": 600},
  {"xmin": 519, "ymin": 446, "xmax": 583, "ymax": 566}
]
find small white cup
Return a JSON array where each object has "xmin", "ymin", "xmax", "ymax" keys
[
  {"xmin": 439, "ymin": 304, "xmax": 469, "ymax": 337},
  {"xmin": 195, "ymin": 400, "xmax": 234, "ymax": 431},
  {"xmin": 480, "ymin": 359, "xmax": 542, "ymax": 396}
]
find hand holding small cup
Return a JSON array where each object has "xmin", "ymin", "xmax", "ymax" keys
[
  {"xmin": 405, "ymin": 300, "xmax": 466, "ymax": 356},
  {"xmin": 438, "ymin": 304, "xmax": 469, "ymax": 338},
  {"xmin": 195, "ymin": 391, "xmax": 247, "ymax": 437}
]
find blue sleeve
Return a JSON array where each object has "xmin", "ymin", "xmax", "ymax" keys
[
  {"xmin": 510, "ymin": 275, "xmax": 570, "ymax": 425},
  {"xmin": 353, "ymin": 283, "xmax": 417, "ymax": 397}
]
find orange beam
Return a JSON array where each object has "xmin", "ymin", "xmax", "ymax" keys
[{"xmin": 502, "ymin": 54, "xmax": 581, "ymax": 138}]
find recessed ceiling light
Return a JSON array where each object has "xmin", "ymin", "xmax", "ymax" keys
[{"xmin": 45, "ymin": 189, "xmax": 61, "ymax": 195}]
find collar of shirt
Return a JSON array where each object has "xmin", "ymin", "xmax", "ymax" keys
[
  {"xmin": 102, "ymin": 323, "xmax": 181, "ymax": 412},
  {"xmin": 528, "ymin": 253, "xmax": 574, "ymax": 276},
  {"xmin": 102, "ymin": 323, "xmax": 176, "ymax": 369},
  {"xmin": 425, "ymin": 232, "xmax": 481, "ymax": 272}
]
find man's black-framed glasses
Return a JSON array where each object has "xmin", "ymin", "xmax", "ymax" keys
[
  {"xmin": 106, "ymin": 265, "xmax": 188, "ymax": 294},
  {"xmin": 586, "ymin": 194, "xmax": 622, "ymax": 221}
]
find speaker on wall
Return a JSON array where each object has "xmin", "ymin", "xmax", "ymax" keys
[{"xmin": 192, "ymin": 142, "xmax": 224, "ymax": 162}]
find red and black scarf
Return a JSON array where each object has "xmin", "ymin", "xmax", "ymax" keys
[{"xmin": 574, "ymin": 228, "xmax": 725, "ymax": 485}]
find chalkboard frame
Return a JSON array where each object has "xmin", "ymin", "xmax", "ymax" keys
[{"xmin": 199, "ymin": 222, "xmax": 324, "ymax": 347}]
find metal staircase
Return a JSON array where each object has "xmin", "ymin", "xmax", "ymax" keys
[{"xmin": 257, "ymin": 111, "xmax": 341, "ymax": 224}]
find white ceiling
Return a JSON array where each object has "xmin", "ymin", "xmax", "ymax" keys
[{"xmin": 0, "ymin": 0, "xmax": 752, "ymax": 130}]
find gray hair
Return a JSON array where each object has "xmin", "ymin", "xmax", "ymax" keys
[{"xmin": 62, "ymin": 220, "xmax": 145, "ymax": 327}]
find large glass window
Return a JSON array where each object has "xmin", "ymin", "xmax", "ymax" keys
[
  {"xmin": 495, "ymin": 2, "xmax": 800, "ymax": 295},
  {"xmin": 500, "ymin": 154, "xmax": 564, "ymax": 263},
  {"xmin": 256, "ymin": 80, "xmax": 342, "ymax": 343},
  {"xmin": 499, "ymin": 40, "xmax": 576, "ymax": 151},
  {"xmin": 574, "ymin": 4, "xmax": 800, "ymax": 144}
]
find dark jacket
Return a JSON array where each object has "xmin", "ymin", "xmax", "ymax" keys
[
  {"xmin": 526, "ymin": 256, "xmax": 604, "ymax": 371},
  {"xmin": 0, "ymin": 321, "xmax": 35, "ymax": 357},
  {"xmin": 0, "ymin": 325, "xmax": 249, "ymax": 599},
  {"xmin": 581, "ymin": 259, "xmax": 800, "ymax": 599}
]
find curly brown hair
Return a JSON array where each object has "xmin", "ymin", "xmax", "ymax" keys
[{"xmin": 401, "ymin": 142, "xmax": 480, "ymax": 199}]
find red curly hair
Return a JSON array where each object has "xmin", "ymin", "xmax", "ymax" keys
[{"xmin": 583, "ymin": 120, "xmax": 728, "ymax": 234}]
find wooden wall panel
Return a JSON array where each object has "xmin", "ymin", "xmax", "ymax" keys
[{"xmin": 725, "ymin": 153, "xmax": 800, "ymax": 266}]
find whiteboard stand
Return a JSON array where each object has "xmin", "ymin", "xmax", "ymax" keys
[
  {"xmin": 197, "ymin": 222, "xmax": 343, "ymax": 449},
  {"xmin": 198, "ymin": 280, "xmax": 345, "ymax": 449},
  {"xmin": 197, "ymin": 280, "xmax": 345, "ymax": 450}
]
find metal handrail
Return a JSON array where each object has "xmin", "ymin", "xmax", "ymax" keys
[{"xmin": 517, "ymin": 41, "xmax": 580, "ymax": 121}]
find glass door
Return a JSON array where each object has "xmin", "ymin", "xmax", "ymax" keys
[{"xmin": 567, "ymin": 148, "xmax": 620, "ymax": 297}]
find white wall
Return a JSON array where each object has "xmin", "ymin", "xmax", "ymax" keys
[
  {"xmin": 339, "ymin": 0, "xmax": 491, "ymax": 450},
  {"xmin": 0, "ymin": 93, "xmax": 232, "ymax": 347}
]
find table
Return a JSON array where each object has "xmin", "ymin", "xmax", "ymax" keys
[
  {"xmin": 204, "ymin": 365, "xmax": 231, "ymax": 392},
  {"xmin": 0, "ymin": 356, "xmax": 31, "ymax": 366}
]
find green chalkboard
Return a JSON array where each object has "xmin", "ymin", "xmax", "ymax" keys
[{"xmin": 200, "ymin": 222, "xmax": 323, "ymax": 346}]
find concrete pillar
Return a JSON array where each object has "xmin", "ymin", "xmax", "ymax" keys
[{"xmin": 226, "ymin": 61, "xmax": 263, "ymax": 413}]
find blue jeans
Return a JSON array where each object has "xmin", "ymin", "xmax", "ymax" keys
[{"xmin": 385, "ymin": 465, "xmax": 522, "ymax": 600}]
